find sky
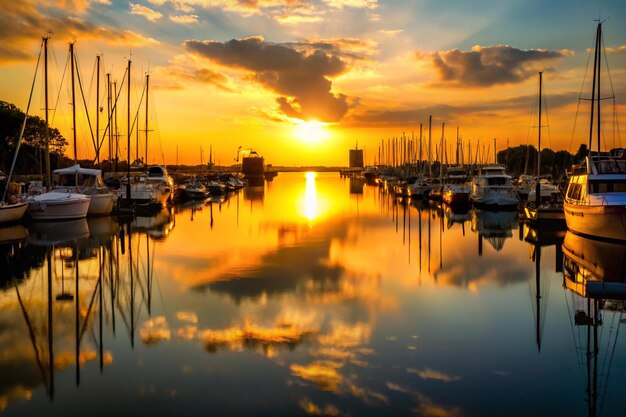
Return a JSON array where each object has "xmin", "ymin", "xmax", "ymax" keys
[{"xmin": 0, "ymin": 0, "xmax": 625, "ymax": 166}]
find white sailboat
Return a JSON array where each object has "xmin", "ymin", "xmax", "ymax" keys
[
  {"xmin": 563, "ymin": 22, "xmax": 626, "ymax": 241},
  {"xmin": 27, "ymin": 36, "xmax": 91, "ymax": 221},
  {"xmin": 523, "ymin": 72, "xmax": 565, "ymax": 226}
]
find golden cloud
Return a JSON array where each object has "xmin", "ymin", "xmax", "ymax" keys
[
  {"xmin": 169, "ymin": 14, "xmax": 199, "ymax": 24},
  {"xmin": 0, "ymin": 0, "xmax": 158, "ymax": 63},
  {"xmin": 129, "ymin": 3, "xmax": 164, "ymax": 21},
  {"xmin": 183, "ymin": 36, "xmax": 352, "ymax": 122}
]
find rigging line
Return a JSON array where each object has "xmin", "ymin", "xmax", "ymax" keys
[
  {"xmin": 78, "ymin": 279, "xmax": 101, "ymax": 342},
  {"xmin": 567, "ymin": 28, "xmax": 596, "ymax": 154},
  {"xmin": 14, "ymin": 282, "xmax": 50, "ymax": 390},
  {"xmin": 2, "ymin": 39, "xmax": 43, "ymax": 203},
  {"xmin": 74, "ymin": 49, "xmax": 98, "ymax": 157},
  {"xmin": 598, "ymin": 310, "xmax": 623, "ymax": 415},
  {"xmin": 564, "ymin": 290, "xmax": 586, "ymax": 384},
  {"xmin": 542, "ymin": 84, "xmax": 553, "ymax": 151},
  {"xmin": 49, "ymin": 46, "xmax": 69, "ymax": 129},
  {"xmin": 94, "ymin": 66, "xmax": 128, "ymax": 163},
  {"xmin": 130, "ymin": 81, "xmax": 147, "ymax": 157}
]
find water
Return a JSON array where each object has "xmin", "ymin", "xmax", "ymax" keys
[{"xmin": 0, "ymin": 172, "xmax": 625, "ymax": 416}]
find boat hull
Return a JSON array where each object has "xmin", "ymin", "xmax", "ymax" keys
[
  {"xmin": 0, "ymin": 202, "xmax": 28, "ymax": 223},
  {"xmin": 87, "ymin": 193, "xmax": 115, "ymax": 216},
  {"xmin": 28, "ymin": 192, "xmax": 91, "ymax": 220},
  {"xmin": 443, "ymin": 191, "xmax": 469, "ymax": 206},
  {"xmin": 564, "ymin": 202, "xmax": 626, "ymax": 241}
]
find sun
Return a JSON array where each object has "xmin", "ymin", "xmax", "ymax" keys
[{"xmin": 293, "ymin": 119, "xmax": 329, "ymax": 144}]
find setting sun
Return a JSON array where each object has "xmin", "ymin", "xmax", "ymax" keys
[{"xmin": 293, "ymin": 120, "xmax": 329, "ymax": 144}]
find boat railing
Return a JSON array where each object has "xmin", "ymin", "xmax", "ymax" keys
[{"xmin": 594, "ymin": 157, "xmax": 626, "ymax": 174}]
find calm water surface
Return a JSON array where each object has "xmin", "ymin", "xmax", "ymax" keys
[{"xmin": 1, "ymin": 172, "xmax": 625, "ymax": 416}]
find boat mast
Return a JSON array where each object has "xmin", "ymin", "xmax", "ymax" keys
[
  {"xmin": 107, "ymin": 73, "xmax": 112, "ymax": 164},
  {"xmin": 43, "ymin": 35, "xmax": 51, "ymax": 190},
  {"xmin": 538, "ymin": 71, "xmax": 542, "ymax": 176},
  {"xmin": 145, "ymin": 72, "xmax": 149, "ymax": 164},
  {"xmin": 126, "ymin": 58, "xmax": 131, "ymax": 200},
  {"xmin": 96, "ymin": 55, "xmax": 100, "ymax": 164},
  {"xmin": 588, "ymin": 22, "xmax": 601, "ymax": 155},
  {"xmin": 70, "ymin": 42, "xmax": 77, "ymax": 164},
  {"xmin": 428, "ymin": 115, "xmax": 432, "ymax": 177}
]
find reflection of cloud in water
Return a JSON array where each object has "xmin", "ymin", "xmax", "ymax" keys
[
  {"xmin": 200, "ymin": 320, "xmax": 317, "ymax": 355},
  {"xmin": 141, "ymin": 316, "xmax": 171, "ymax": 346},
  {"xmin": 0, "ymin": 386, "xmax": 31, "ymax": 412},
  {"xmin": 291, "ymin": 361, "xmax": 344, "ymax": 392},
  {"xmin": 407, "ymin": 367, "xmax": 462, "ymax": 382},
  {"xmin": 414, "ymin": 392, "xmax": 462, "ymax": 417},
  {"xmin": 386, "ymin": 382, "xmax": 463, "ymax": 417},
  {"xmin": 203, "ymin": 239, "xmax": 344, "ymax": 304},
  {"xmin": 299, "ymin": 397, "xmax": 343, "ymax": 416},
  {"xmin": 176, "ymin": 311, "xmax": 198, "ymax": 324}
]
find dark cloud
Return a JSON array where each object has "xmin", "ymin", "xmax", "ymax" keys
[
  {"xmin": 183, "ymin": 36, "xmax": 351, "ymax": 122},
  {"xmin": 348, "ymin": 104, "xmax": 465, "ymax": 127},
  {"xmin": 424, "ymin": 45, "xmax": 568, "ymax": 87}
]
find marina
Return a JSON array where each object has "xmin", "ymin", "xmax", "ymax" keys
[
  {"xmin": 0, "ymin": 172, "xmax": 625, "ymax": 416},
  {"xmin": 1, "ymin": 2, "xmax": 626, "ymax": 416}
]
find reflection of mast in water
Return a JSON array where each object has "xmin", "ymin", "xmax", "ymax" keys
[
  {"xmin": 562, "ymin": 232, "xmax": 626, "ymax": 417},
  {"xmin": 14, "ymin": 247, "xmax": 56, "ymax": 399}
]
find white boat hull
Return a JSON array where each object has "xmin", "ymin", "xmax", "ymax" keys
[
  {"xmin": 564, "ymin": 202, "xmax": 626, "ymax": 241},
  {"xmin": 471, "ymin": 188, "xmax": 519, "ymax": 207},
  {"xmin": 0, "ymin": 202, "xmax": 28, "ymax": 223},
  {"xmin": 28, "ymin": 192, "xmax": 91, "ymax": 220},
  {"xmin": 87, "ymin": 193, "xmax": 115, "ymax": 215}
]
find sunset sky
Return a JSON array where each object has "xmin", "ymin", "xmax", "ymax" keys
[{"xmin": 1, "ymin": 0, "xmax": 625, "ymax": 166}]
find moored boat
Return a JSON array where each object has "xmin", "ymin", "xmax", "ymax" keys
[
  {"xmin": 563, "ymin": 22, "xmax": 626, "ymax": 242},
  {"xmin": 28, "ymin": 191, "xmax": 91, "ymax": 220},
  {"xmin": 470, "ymin": 165, "xmax": 519, "ymax": 208}
]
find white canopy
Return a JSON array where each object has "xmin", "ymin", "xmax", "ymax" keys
[{"xmin": 53, "ymin": 164, "xmax": 102, "ymax": 176}]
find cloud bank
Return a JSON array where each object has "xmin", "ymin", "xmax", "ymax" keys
[{"xmin": 184, "ymin": 36, "xmax": 352, "ymax": 122}]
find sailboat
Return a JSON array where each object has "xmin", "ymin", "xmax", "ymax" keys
[
  {"xmin": 27, "ymin": 37, "xmax": 91, "ymax": 221},
  {"xmin": 563, "ymin": 22, "xmax": 626, "ymax": 241},
  {"xmin": 524, "ymin": 72, "xmax": 565, "ymax": 226}
]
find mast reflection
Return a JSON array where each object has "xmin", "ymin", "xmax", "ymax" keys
[{"xmin": 562, "ymin": 232, "xmax": 626, "ymax": 417}]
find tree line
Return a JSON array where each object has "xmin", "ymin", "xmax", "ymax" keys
[{"xmin": 0, "ymin": 100, "xmax": 69, "ymax": 175}]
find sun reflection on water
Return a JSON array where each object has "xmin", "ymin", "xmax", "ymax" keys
[{"xmin": 303, "ymin": 171, "xmax": 318, "ymax": 222}]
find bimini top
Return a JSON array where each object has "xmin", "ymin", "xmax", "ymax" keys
[{"xmin": 53, "ymin": 164, "xmax": 102, "ymax": 177}]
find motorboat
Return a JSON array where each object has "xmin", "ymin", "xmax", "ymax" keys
[
  {"xmin": 53, "ymin": 164, "xmax": 115, "ymax": 215},
  {"xmin": 28, "ymin": 191, "xmax": 91, "ymax": 220},
  {"xmin": 470, "ymin": 165, "xmax": 519, "ymax": 208},
  {"xmin": 442, "ymin": 167, "xmax": 470, "ymax": 206},
  {"xmin": 563, "ymin": 22, "xmax": 626, "ymax": 242}
]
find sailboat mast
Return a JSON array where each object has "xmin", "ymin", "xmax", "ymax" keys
[
  {"xmin": 538, "ymin": 71, "xmax": 542, "ymax": 176},
  {"xmin": 107, "ymin": 73, "xmax": 112, "ymax": 163},
  {"xmin": 596, "ymin": 23, "xmax": 602, "ymax": 156},
  {"xmin": 96, "ymin": 55, "xmax": 100, "ymax": 164},
  {"xmin": 588, "ymin": 22, "xmax": 601, "ymax": 154},
  {"xmin": 428, "ymin": 115, "xmax": 432, "ymax": 177},
  {"xmin": 440, "ymin": 122, "xmax": 445, "ymax": 178},
  {"xmin": 70, "ymin": 42, "xmax": 77, "ymax": 164},
  {"xmin": 43, "ymin": 36, "xmax": 51, "ymax": 190},
  {"xmin": 145, "ymin": 73, "xmax": 149, "ymax": 164},
  {"xmin": 126, "ymin": 58, "xmax": 131, "ymax": 200}
]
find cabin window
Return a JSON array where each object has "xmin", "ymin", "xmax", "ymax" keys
[
  {"xmin": 487, "ymin": 177, "xmax": 508, "ymax": 186},
  {"xmin": 590, "ymin": 180, "xmax": 626, "ymax": 193},
  {"xmin": 567, "ymin": 183, "xmax": 582, "ymax": 200}
]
